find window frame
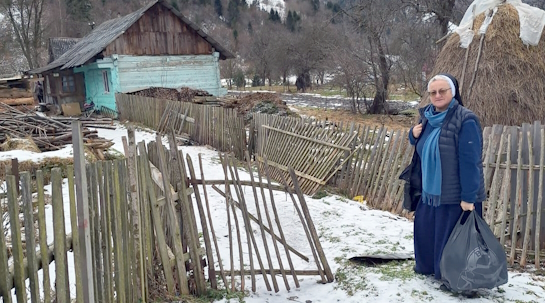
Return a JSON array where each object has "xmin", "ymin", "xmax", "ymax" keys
[
  {"xmin": 61, "ymin": 75, "xmax": 76, "ymax": 93},
  {"xmin": 102, "ymin": 70, "xmax": 110, "ymax": 93}
]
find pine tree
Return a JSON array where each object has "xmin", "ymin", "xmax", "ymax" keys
[
  {"xmin": 227, "ymin": 0, "xmax": 240, "ymax": 26},
  {"xmin": 66, "ymin": 0, "xmax": 92, "ymax": 21},
  {"xmin": 311, "ymin": 0, "xmax": 319, "ymax": 12},
  {"xmin": 215, "ymin": 0, "xmax": 223, "ymax": 16}
]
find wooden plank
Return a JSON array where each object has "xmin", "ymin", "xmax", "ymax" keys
[
  {"xmin": 67, "ymin": 165, "xmax": 83, "ymax": 302},
  {"xmin": 521, "ymin": 130, "xmax": 534, "ymax": 266},
  {"xmin": 219, "ymin": 153, "xmax": 245, "ymax": 291},
  {"xmin": 89, "ymin": 164, "xmax": 103, "ymax": 303},
  {"xmin": 186, "ymin": 153, "xmax": 219, "ymax": 289},
  {"xmin": 520, "ymin": 124, "xmax": 531, "ymax": 251},
  {"xmin": 198, "ymin": 154, "xmax": 228, "ymax": 290},
  {"xmin": 139, "ymin": 143, "xmax": 176, "ymax": 294},
  {"xmin": 112, "ymin": 161, "xmax": 127, "ymax": 303},
  {"xmin": 21, "ymin": 172, "xmax": 39, "ymax": 302},
  {"xmin": 51, "ymin": 168, "xmax": 70, "ymax": 303},
  {"xmin": 288, "ymin": 166, "xmax": 334, "ymax": 283},
  {"xmin": 6, "ymin": 175, "xmax": 27, "ymax": 303},
  {"xmin": 0, "ymin": 178, "xmax": 12, "ymax": 303},
  {"xmin": 485, "ymin": 131, "xmax": 506, "ymax": 225},
  {"xmin": 156, "ymin": 134, "xmax": 192, "ymax": 295},
  {"xmin": 534, "ymin": 128, "xmax": 545, "ymax": 268},
  {"xmin": 71, "ymin": 121, "xmax": 95, "ymax": 303},
  {"xmin": 500, "ymin": 133, "xmax": 512, "ymax": 246},
  {"xmin": 510, "ymin": 134, "xmax": 524, "ymax": 265},
  {"xmin": 36, "ymin": 170, "xmax": 50, "ymax": 303},
  {"xmin": 219, "ymin": 154, "xmax": 236, "ymax": 291},
  {"xmin": 100, "ymin": 162, "xmax": 114, "ymax": 303},
  {"xmin": 118, "ymin": 160, "xmax": 132, "ymax": 300},
  {"xmin": 224, "ymin": 269, "xmax": 323, "ymax": 276}
]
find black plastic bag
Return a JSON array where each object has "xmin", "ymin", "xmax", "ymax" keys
[{"xmin": 440, "ymin": 211, "xmax": 508, "ymax": 292}]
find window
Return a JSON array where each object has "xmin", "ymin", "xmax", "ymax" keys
[
  {"xmin": 102, "ymin": 71, "xmax": 110, "ymax": 93},
  {"xmin": 61, "ymin": 75, "xmax": 75, "ymax": 93}
]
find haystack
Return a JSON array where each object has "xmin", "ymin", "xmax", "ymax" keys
[
  {"xmin": 0, "ymin": 136, "xmax": 41, "ymax": 153},
  {"xmin": 422, "ymin": 3, "xmax": 545, "ymax": 127}
]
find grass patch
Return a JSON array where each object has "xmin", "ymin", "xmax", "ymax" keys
[
  {"xmin": 335, "ymin": 261, "xmax": 374, "ymax": 296},
  {"xmin": 371, "ymin": 260, "xmax": 417, "ymax": 281},
  {"xmin": 312, "ymin": 190, "xmax": 328, "ymax": 199},
  {"xmin": 153, "ymin": 288, "xmax": 247, "ymax": 303}
]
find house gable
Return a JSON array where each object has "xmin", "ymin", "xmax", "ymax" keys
[{"xmin": 103, "ymin": 3, "xmax": 213, "ymax": 57}]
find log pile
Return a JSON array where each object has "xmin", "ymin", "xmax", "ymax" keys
[
  {"xmin": 0, "ymin": 77, "xmax": 34, "ymax": 106},
  {"xmin": 0, "ymin": 103, "xmax": 115, "ymax": 159}
]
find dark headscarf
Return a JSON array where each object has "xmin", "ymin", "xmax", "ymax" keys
[{"xmin": 438, "ymin": 73, "xmax": 464, "ymax": 106}]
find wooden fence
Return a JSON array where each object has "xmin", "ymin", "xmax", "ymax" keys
[
  {"xmin": 113, "ymin": 93, "xmax": 545, "ymax": 266},
  {"xmin": 116, "ymin": 93, "xmax": 246, "ymax": 159},
  {"xmin": 0, "ymin": 122, "xmax": 333, "ymax": 302}
]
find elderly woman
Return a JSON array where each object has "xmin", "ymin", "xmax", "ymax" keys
[{"xmin": 408, "ymin": 73, "xmax": 486, "ymax": 285}]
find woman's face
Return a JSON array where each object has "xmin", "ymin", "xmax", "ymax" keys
[{"xmin": 428, "ymin": 79, "xmax": 454, "ymax": 112}]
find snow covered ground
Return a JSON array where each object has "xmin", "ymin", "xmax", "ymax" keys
[{"xmin": 1, "ymin": 122, "xmax": 544, "ymax": 302}]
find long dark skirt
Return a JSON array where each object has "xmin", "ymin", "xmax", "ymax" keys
[{"xmin": 413, "ymin": 201, "xmax": 483, "ymax": 280}]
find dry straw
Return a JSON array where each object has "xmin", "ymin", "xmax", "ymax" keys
[{"xmin": 421, "ymin": 4, "xmax": 545, "ymax": 127}]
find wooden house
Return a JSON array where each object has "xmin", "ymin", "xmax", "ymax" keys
[{"xmin": 29, "ymin": 0, "xmax": 234, "ymax": 113}]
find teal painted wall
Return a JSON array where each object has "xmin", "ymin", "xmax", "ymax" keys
[
  {"xmin": 74, "ymin": 52, "xmax": 226, "ymax": 112},
  {"xmin": 116, "ymin": 53, "xmax": 227, "ymax": 96},
  {"xmin": 74, "ymin": 60, "xmax": 118, "ymax": 111}
]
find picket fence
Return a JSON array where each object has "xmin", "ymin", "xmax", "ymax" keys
[
  {"xmin": 113, "ymin": 94, "xmax": 545, "ymax": 266},
  {"xmin": 116, "ymin": 93, "xmax": 246, "ymax": 159}
]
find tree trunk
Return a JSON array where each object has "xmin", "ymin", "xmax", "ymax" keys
[{"xmin": 368, "ymin": 31, "xmax": 390, "ymax": 114}]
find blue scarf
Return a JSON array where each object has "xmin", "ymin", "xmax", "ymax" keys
[{"xmin": 421, "ymin": 99, "xmax": 456, "ymax": 206}]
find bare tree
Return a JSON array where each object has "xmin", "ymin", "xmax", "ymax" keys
[
  {"xmin": 0, "ymin": 0, "xmax": 46, "ymax": 69},
  {"xmin": 343, "ymin": 0, "xmax": 403, "ymax": 114},
  {"xmin": 288, "ymin": 19, "xmax": 338, "ymax": 92}
]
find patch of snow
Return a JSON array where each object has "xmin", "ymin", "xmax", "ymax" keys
[{"xmin": 3, "ymin": 121, "xmax": 545, "ymax": 302}]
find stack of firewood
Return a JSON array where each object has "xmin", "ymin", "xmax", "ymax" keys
[{"xmin": 0, "ymin": 103, "xmax": 115, "ymax": 159}]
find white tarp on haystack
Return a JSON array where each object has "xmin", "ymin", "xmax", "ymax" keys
[{"xmin": 456, "ymin": 0, "xmax": 545, "ymax": 48}]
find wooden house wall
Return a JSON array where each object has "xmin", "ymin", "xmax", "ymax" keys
[
  {"xmin": 45, "ymin": 70, "xmax": 86, "ymax": 106},
  {"xmin": 116, "ymin": 54, "xmax": 226, "ymax": 96},
  {"xmin": 103, "ymin": 3, "xmax": 213, "ymax": 57}
]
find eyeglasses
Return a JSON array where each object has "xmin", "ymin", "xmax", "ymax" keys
[{"xmin": 428, "ymin": 88, "xmax": 451, "ymax": 97}]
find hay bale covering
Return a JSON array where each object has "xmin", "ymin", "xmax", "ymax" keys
[
  {"xmin": 422, "ymin": 4, "xmax": 545, "ymax": 127},
  {"xmin": 0, "ymin": 137, "xmax": 41, "ymax": 153}
]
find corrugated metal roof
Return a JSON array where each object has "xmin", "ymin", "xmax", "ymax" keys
[
  {"xmin": 48, "ymin": 37, "xmax": 81, "ymax": 63},
  {"xmin": 30, "ymin": 0, "xmax": 234, "ymax": 74}
]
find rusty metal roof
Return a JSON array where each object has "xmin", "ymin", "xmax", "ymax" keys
[{"xmin": 30, "ymin": 0, "xmax": 234, "ymax": 74}]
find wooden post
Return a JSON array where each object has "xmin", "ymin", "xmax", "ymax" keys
[
  {"xmin": 11, "ymin": 158, "xmax": 19, "ymax": 195},
  {"xmin": 72, "ymin": 121, "xmax": 95, "ymax": 303},
  {"xmin": 21, "ymin": 172, "xmax": 40, "ymax": 302},
  {"xmin": 0, "ymin": 183, "xmax": 12, "ymax": 303},
  {"xmin": 36, "ymin": 170, "xmax": 50, "ymax": 303},
  {"xmin": 6, "ymin": 175, "xmax": 27, "ymax": 303},
  {"xmin": 51, "ymin": 168, "xmax": 70, "ymax": 303},
  {"xmin": 67, "ymin": 166, "xmax": 83, "ymax": 302}
]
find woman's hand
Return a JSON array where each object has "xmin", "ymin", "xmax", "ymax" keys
[
  {"xmin": 412, "ymin": 123, "xmax": 423, "ymax": 138},
  {"xmin": 460, "ymin": 201, "xmax": 475, "ymax": 211}
]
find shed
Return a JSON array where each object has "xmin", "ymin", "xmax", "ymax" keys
[{"xmin": 29, "ymin": 0, "xmax": 234, "ymax": 114}]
